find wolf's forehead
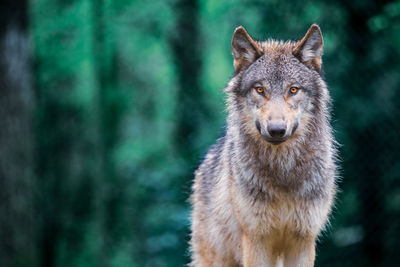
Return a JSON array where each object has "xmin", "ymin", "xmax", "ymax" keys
[{"xmin": 243, "ymin": 54, "xmax": 304, "ymax": 86}]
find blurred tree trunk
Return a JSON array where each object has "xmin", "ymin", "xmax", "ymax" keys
[
  {"xmin": 337, "ymin": 0, "xmax": 391, "ymax": 265},
  {"xmin": 33, "ymin": 1, "xmax": 105, "ymax": 266},
  {"xmin": 92, "ymin": 0, "xmax": 124, "ymax": 263},
  {"xmin": 169, "ymin": 0, "xmax": 204, "ymax": 264},
  {"xmin": 170, "ymin": 0, "xmax": 207, "ymax": 163},
  {"xmin": 0, "ymin": 0, "xmax": 36, "ymax": 266}
]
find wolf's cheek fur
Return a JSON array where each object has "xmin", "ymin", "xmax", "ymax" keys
[{"xmin": 292, "ymin": 93, "xmax": 315, "ymax": 137}]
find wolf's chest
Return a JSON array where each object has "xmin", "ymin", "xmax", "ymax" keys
[{"xmin": 236, "ymin": 194, "xmax": 322, "ymax": 237}]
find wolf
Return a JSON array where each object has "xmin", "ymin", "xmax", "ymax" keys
[{"xmin": 190, "ymin": 24, "xmax": 337, "ymax": 267}]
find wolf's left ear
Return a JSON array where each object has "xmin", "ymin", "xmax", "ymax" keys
[
  {"xmin": 232, "ymin": 26, "xmax": 263, "ymax": 72},
  {"xmin": 293, "ymin": 24, "xmax": 324, "ymax": 72}
]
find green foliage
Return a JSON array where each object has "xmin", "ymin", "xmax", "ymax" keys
[{"xmin": 10, "ymin": 0, "xmax": 399, "ymax": 266}]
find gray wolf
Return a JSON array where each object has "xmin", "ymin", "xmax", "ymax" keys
[{"xmin": 190, "ymin": 24, "xmax": 337, "ymax": 267}]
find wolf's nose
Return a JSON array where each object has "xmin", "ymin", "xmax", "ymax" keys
[{"xmin": 268, "ymin": 123, "xmax": 286, "ymax": 138}]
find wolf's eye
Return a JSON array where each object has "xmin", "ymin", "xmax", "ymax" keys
[
  {"xmin": 289, "ymin": 87, "xmax": 299, "ymax": 95},
  {"xmin": 255, "ymin": 87, "xmax": 264, "ymax": 95}
]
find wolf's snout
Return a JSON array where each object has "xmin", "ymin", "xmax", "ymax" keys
[
  {"xmin": 256, "ymin": 121, "xmax": 291, "ymax": 145},
  {"xmin": 267, "ymin": 123, "xmax": 286, "ymax": 138}
]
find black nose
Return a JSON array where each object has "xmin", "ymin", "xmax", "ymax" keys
[{"xmin": 268, "ymin": 123, "xmax": 286, "ymax": 138}]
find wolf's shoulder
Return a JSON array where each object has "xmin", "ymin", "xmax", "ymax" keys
[
  {"xmin": 194, "ymin": 134, "xmax": 227, "ymax": 196},
  {"xmin": 196, "ymin": 134, "xmax": 226, "ymax": 175}
]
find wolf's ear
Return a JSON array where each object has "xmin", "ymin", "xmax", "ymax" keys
[
  {"xmin": 231, "ymin": 26, "xmax": 263, "ymax": 72},
  {"xmin": 293, "ymin": 24, "xmax": 324, "ymax": 72}
]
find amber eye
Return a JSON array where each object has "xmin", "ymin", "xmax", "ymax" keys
[
  {"xmin": 289, "ymin": 87, "xmax": 299, "ymax": 95},
  {"xmin": 255, "ymin": 87, "xmax": 264, "ymax": 94}
]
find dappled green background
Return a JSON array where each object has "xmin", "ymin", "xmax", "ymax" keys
[{"xmin": 1, "ymin": 0, "xmax": 400, "ymax": 266}]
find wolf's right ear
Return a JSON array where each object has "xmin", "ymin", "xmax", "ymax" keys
[{"xmin": 231, "ymin": 26, "xmax": 263, "ymax": 72}]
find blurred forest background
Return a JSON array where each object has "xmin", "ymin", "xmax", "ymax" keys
[{"xmin": 1, "ymin": 0, "xmax": 400, "ymax": 266}]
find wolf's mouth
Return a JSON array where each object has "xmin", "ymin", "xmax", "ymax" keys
[
  {"xmin": 263, "ymin": 137, "xmax": 289, "ymax": 145},
  {"xmin": 267, "ymin": 139, "xmax": 286, "ymax": 145}
]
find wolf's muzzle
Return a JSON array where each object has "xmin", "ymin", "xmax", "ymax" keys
[{"xmin": 256, "ymin": 120, "xmax": 298, "ymax": 145}]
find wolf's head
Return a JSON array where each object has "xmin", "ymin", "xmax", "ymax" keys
[{"xmin": 227, "ymin": 24, "xmax": 328, "ymax": 146}]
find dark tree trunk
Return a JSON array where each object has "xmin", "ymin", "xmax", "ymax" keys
[
  {"xmin": 170, "ymin": 0, "xmax": 207, "ymax": 163},
  {"xmin": 337, "ymin": 0, "xmax": 391, "ymax": 265},
  {"xmin": 0, "ymin": 0, "xmax": 36, "ymax": 266},
  {"xmin": 33, "ymin": 2, "xmax": 104, "ymax": 266},
  {"xmin": 92, "ymin": 2, "xmax": 123, "ymax": 264},
  {"xmin": 169, "ymin": 1, "xmax": 204, "ymax": 264}
]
